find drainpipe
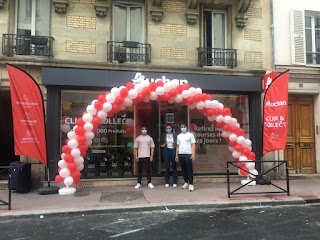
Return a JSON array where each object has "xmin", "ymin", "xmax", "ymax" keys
[{"xmin": 270, "ymin": 0, "xmax": 275, "ymax": 70}]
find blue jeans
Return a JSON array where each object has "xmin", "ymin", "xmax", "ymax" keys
[{"xmin": 163, "ymin": 148, "xmax": 177, "ymax": 184}]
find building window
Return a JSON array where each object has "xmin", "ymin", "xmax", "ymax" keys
[
  {"xmin": 305, "ymin": 15, "xmax": 320, "ymax": 64},
  {"xmin": 203, "ymin": 11, "xmax": 226, "ymax": 49},
  {"xmin": 112, "ymin": 2, "xmax": 144, "ymax": 43}
]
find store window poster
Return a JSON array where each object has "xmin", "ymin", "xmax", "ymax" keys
[{"xmin": 166, "ymin": 113, "xmax": 174, "ymax": 123}]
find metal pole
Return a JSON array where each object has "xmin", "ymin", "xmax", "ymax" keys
[{"xmin": 227, "ymin": 163, "xmax": 230, "ymax": 198}]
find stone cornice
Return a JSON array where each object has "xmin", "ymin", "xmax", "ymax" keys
[
  {"xmin": 150, "ymin": 0, "xmax": 163, "ymax": 23},
  {"xmin": 235, "ymin": 0, "xmax": 252, "ymax": 28},
  {"xmin": 186, "ymin": 0, "xmax": 199, "ymax": 25},
  {"xmin": 52, "ymin": 0, "xmax": 69, "ymax": 14},
  {"xmin": 94, "ymin": 0, "xmax": 108, "ymax": 17}
]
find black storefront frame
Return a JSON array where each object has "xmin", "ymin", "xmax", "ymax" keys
[{"xmin": 44, "ymin": 67, "xmax": 263, "ymax": 180}]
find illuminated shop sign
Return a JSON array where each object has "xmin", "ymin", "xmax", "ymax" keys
[{"xmin": 132, "ymin": 72, "xmax": 188, "ymax": 85}]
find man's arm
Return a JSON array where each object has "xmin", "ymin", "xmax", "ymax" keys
[
  {"xmin": 150, "ymin": 147, "xmax": 154, "ymax": 161},
  {"xmin": 175, "ymin": 145, "xmax": 179, "ymax": 162},
  {"xmin": 134, "ymin": 148, "xmax": 138, "ymax": 161},
  {"xmin": 191, "ymin": 143, "xmax": 196, "ymax": 161}
]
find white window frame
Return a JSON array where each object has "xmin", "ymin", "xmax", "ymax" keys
[
  {"xmin": 15, "ymin": 0, "xmax": 37, "ymax": 35},
  {"xmin": 305, "ymin": 11, "xmax": 320, "ymax": 65},
  {"xmin": 203, "ymin": 10, "xmax": 227, "ymax": 49}
]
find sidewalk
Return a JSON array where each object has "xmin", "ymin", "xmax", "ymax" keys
[{"xmin": 1, "ymin": 178, "xmax": 320, "ymax": 217}]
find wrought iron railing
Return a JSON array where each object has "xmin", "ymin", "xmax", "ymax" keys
[
  {"xmin": 197, "ymin": 47, "xmax": 237, "ymax": 68},
  {"xmin": 306, "ymin": 52, "xmax": 320, "ymax": 65},
  {"xmin": 107, "ymin": 41, "xmax": 151, "ymax": 64},
  {"xmin": 2, "ymin": 34, "xmax": 54, "ymax": 57}
]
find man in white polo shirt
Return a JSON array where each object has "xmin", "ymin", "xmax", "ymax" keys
[{"xmin": 175, "ymin": 123, "xmax": 196, "ymax": 192}]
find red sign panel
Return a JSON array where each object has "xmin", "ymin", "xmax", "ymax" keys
[
  {"xmin": 7, "ymin": 64, "xmax": 47, "ymax": 166},
  {"xmin": 263, "ymin": 71, "xmax": 289, "ymax": 155},
  {"xmin": 263, "ymin": 71, "xmax": 278, "ymax": 92}
]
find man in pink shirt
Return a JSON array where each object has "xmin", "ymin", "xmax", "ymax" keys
[{"xmin": 134, "ymin": 125, "xmax": 155, "ymax": 189}]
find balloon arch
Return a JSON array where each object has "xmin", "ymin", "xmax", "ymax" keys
[{"xmin": 56, "ymin": 80, "xmax": 258, "ymax": 195}]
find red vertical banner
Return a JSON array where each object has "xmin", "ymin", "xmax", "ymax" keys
[
  {"xmin": 263, "ymin": 71, "xmax": 278, "ymax": 92},
  {"xmin": 263, "ymin": 70, "xmax": 289, "ymax": 155},
  {"xmin": 7, "ymin": 64, "xmax": 47, "ymax": 166}
]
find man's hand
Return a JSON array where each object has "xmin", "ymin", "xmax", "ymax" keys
[
  {"xmin": 175, "ymin": 155, "xmax": 179, "ymax": 162},
  {"xmin": 190, "ymin": 154, "xmax": 195, "ymax": 161},
  {"xmin": 150, "ymin": 156, "xmax": 153, "ymax": 162}
]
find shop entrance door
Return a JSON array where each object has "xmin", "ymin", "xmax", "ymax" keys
[{"xmin": 284, "ymin": 96, "xmax": 316, "ymax": 173}]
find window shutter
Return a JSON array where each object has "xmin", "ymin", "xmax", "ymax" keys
[{"xmin": 290, "ymin": 9, "xmax": 306, "ymax": 65}]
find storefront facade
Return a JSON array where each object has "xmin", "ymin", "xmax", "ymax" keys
[{"xmin": 43, "ymin": 67, "xmax": 263, "ymax": 180}]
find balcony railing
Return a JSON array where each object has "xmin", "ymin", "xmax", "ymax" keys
[
  {"xmin": 197, "ymin": 47, "xmax": 237, "ymax": 68},
  {"xmin": 306, "ymin": 52, "xmax": 320, "ymax": 65},
  {"xmin": 107, "ymin": 41, "xmax": 151, "ymax": 64},
  {"xmin": 2, "ymin": 34, "xmax": 54, "ymax": 57}
]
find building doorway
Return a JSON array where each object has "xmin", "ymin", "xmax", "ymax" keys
[{"xmin": 284, "ymin": 95, "xmax": 316, "ymax": 173}]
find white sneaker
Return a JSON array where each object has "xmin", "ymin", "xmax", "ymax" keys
[
  {"xmin": 182, "ymin": 182, "xmax": 189, "ymax": 189},
  {"xmin": 135, "ymin": 183, "xmax": 141, "ymax": 189},
  {"xmin": 172, "ymin": 184, "xmax": 177, "ymax": 188},
  {"xmin": 148, "ymin": 183, "xmax": 155, "ymax": 189},
  {"xmin": 165, "ymin": 184, "xmax": 170, "ymax": 188},
  {"xmin": 189, "ymin": 184, "xmax": 194, "ymax": 192}
]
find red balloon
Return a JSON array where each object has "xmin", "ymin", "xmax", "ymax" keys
[
  {"xmin": 176, "ymin": 85, "xmax": 184, "ymax": 93},
  {"xmin": 55, "ymin": 175, "xmax": 64, "ymax": 183},
  {"xmin": 206, "ymin": 108, "xmax": 214, "ymax": 116},
  {"xmin": 234, "ymin": 144, "xmax": 243, "ymax": 152},
  {"xmin": 230, "ymin": 126, "xmax": 239, "ymax": 133},
  {"xmin": 193, "ymin": 94, "xmax": 201, "ymax": 102},
  {"xmin": 73, "ymin": 177, "xmax": 80, "ymax": 185},
  {"xmin": 142, "ymin": 87, "xmax": 151, "ymax": 96},
  {"xmin": 112, "ymin": 104, "xmax": 120, "ymax": 113},
  {"xmin": 80, "ymin": 149, "xmax": 87, "ymax": 157},
  {"xmin": 201, "ymin": 94, "xmax": 208, "ymax": 102},
  {"xmin": 77, "ymin": 136, "xmax": 86, "ymax": 144},
  {"xmin": 68, "ymin": 162, "xmax": 77, "ymax": 172},
  {"xmin": 212, "ymin": 108, "xmax": 222, "ymax": 115},
  {"xmin": 156, "ymin": 81, "xmax": 164, "ymax": 87},
  {"xmin": 76, "ymin": 118, "xmax": 85, "ymax": 126},
  {"xmin": 228, "ymin": 141, "xmax": 237, "ymax": 147},
  {"xmin": 115, "ymin": 96, "xmax": 124, "ymax": 105},
  {"xmin": 248, "ymin": 152, "xmax": 256, "ymax": 160},
  {"xmin": 125, "ymin": 82, "xmax": 135, "ymax": 90},
  {"xmin": 107, "ymin": 111, "xmax": 115, "ymax": 117},
  {"xmin": 64, "ymin": 154, "xmax": 74, "ymax": 163},
  {"xmin": 198, "ymin": 108, "xmax": 206, "ymax": 115},
  {"xmin": 239, "ymin": 167, "xmax": 249, "ymax": 176},
  {"xmin": 215, "ymin": 122, "xmax": 224, "ymax": 128},
  {"xmin": 149, "ymin": 82, "xmax": 158, "ymax": 91},
  {"xmin": 92, "ymin": 116, "xmax": 101, "ymax": 127},
  {"xmin": 169, "ymin": 89, "xmax": 178, "ymax": 97},
  {"xmin": 187, "ymin": 97, "xmax": 194, "ymax": 105},
  {"xmin": 237, "ymin": 162, "xmax": 245, "ymax": 168},
  {"xmin": 237, "ymin": 128, "xmax": 245, "ymax": 136},
  {"xmin": 94, "ymin": 101, "xmax": 103, "ymax": 110},
  {"xmin": 120, "ymin": 88, "xmax": 128, "ymax": 98},
  {"xmin": 222, "ymin": 108, "xmax": 231, "ymax": 116},
  {"xmin": 223, "ymin": 124, "xmax": 231, "ymax": 131},
  {"xmin": 132, "ymin": 98, "xmax": 139, "ymax": 105},
  {"xmin": 182, "ymin": 83, "xmax": 190, "ymax": 90},
  {"xmin": 75, "ymin": 126, "xmax": 85, "ymax": 136},
  {"xmin": 62, "ymin": 145, "xmax": 71, "ymax": 154},
  {"xmin": 242, "ymin": 148, "xmax": 250, "ymax": 156},
  {"xmin": 98, "ymin": 94, "xmax": 106, "ymax": 103},
  {"xmin": 180, "ymin": 99, "xmax": 188, "ymax": 106},
  {"xmin": 162, "ymin": 92, "xmax": 170, "ymax": 101},
  {"xmin": 92, "ymin": 126, "xmax": 98, "ymax": 133},
  {"xmin": 137, "ymin": 93, "xmax": 145, "ymax": 102}
]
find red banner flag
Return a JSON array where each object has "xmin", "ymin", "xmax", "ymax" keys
[
  {"xmin": 263, "ymin": 71, "xmax": 278, "ymax": 92},
  {"xmin": 263, "ymin": 70, "xmax": 289, "ymax": 155},
  {"xmin": 7, "ymin": 64, "xmax": 47, "ymax": 166}
]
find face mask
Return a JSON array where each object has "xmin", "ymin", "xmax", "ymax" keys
[
  {"xmin": 181, "ymin": 128, "xmax": 187, "ymax": 133},
  {"xmin": 141, "ymin": 130, "xmax": 147, "ymax": 135},
  {"xmin": 166, "ymin": 129, "xmax": 172, "ymax": 133}
]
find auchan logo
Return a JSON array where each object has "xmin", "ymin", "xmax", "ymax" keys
[{"xmin": 132, "ymin": 72, "xmax": 188, "ymax": 85}]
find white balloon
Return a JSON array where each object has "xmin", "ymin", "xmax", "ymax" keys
[
  {"xmin": 245, "ymin": 161, "xmax": 255, "ymax": 170},
  {"xmin": 221, "ymin": 131, "xmax": 229, "ymax": 138},
  {"xmin": 86, "ymin": 105, "xmax": 97, "ymax": 115},
  {"xmin": 230, "ymin": 118, "xmax": 238, "ymax": 126},
  {"xmin": 71, "ymin": 148, "xmax": 81, "ymax": 157},
  {"xmin": 97, "ymin": 110, "xmax": 107, "ymax": 121},
  {"xmin": 128, "ymin": 89, "xmax": 138, "ymax": 99},
  {"xmin": 67, "ymin": 131, "xmax": 77, "ymax": 140},
  {"xmin": 204, "ymin": 100, "xmax": 211, "ymax": 108},
  {"xmin": 150, "ymin": 91, "xmax": 158, "ymax": 100},
  {"xmin": 244, "ymin": 139, "xmax": 252, "ymax": 147},
  {"xmin": 61, "ymin": 124, "xmax": 71, "ymax": 133},
  {"xmin": 85, "ymin": 131, "xmax": 95, "ymax": 140},
  {"xmin": 175, "ymin": 94, "xmax": 183, "ymax": 103},
  {"xmin": 155, "ymin": 86, "xmax": 165, "ymax": 95},
  {"xmin": 67, "ymin": 139, "xmax": 78, "ymax": 149},
  {"xmin": 77, "ymin": 164, "xmax": 84, "ymax": 171},
  {"xmin": 168, "ymin": 98, "xmax": 175, "ymax": 104},
  {"xmin": 236, "ymin": 136, "xmax": 246, "ymax": 144},
  {"xmin": 134, "ymin": 84, "xmax": 143, "ymax": 93},
  {"xmin": 196, "ymin": 102, "xmax": 205, "ymax": 110},
  {"xmin": 236, "ymin": 123, "xmax": 240, "ymax": 128},
  {"xmin": 124, "ymin": 97, "xmax": 133, "ymax": 106},
  {"xmin": 228, "ymin": 146, "xmax": 235, "ymax": 152},
  {"xmin": 218, "ymin": 103, "xmax": 224, "ymax": 109},
  {"xmin": 211, "ymin": 100, "xmax": 219, "ymax": 108},
  {"xmin": 126, "ymin": 118, "xmax": 134, "ymax": 126},
  {"xmin": 111, "ymin": 87, "xmax": 120, "ymax": 96},
  {"xmin": 106, "ymin": 93, "xmax": 116, "ymax": 103},
  {"xmin": 59, "ymin": 168, "xmax": 70, "ymax": 178},
  {"xmin": 82, "ymin": 113, "xmax": 93, "ymax": 123},
  {"xmin": 195, "ymin": 87, "xmax": 202, "ymax": 94},
  {"xmin": 91, "ymin": 100, "xmax": 98, "ymax": 105},
  {"xmin": 61, "ymin": 153, "xmax": 65, "ymax": 159},
  {"xmin": 64, "ymin": 176, "xmax": 74, "ymax": 186},
  {"xmin": 249, "ymin": 169, "xmax": 258, "ymax": 178},
  {"xmin": 207, "ymin": 115, "xmax": 216, "ymax": 122},
  {"xmin": 239, "ymin": 155, "xmax": 248, "ymax": 161},
  {"xmin": 181, "ymin": 90, "xmax": 190, "ymax": 98},
  {"xmin": 215, "ymin": 115, "xmax": 224, "ymax": 123},
  {"xmin": 224, "ymin": 116, "xmax": 232, "ymax": 124},
  {"xmin": 74, "ymin": 156, "xmax": 84, "ymax": 165},
  {"xmin": 103, "ymin": 102, "xmax": 112, "ymax": 112},
  {"xmin": 120, "ymin": 104, "xmax": 126, "ymax": 110},
  {"xmin": 143, "ymin": 97, "xmax": 150, "ymax": 103},
  {"xmin": 229, "ymin": 133, "xmax": 237, "ymax": 141},
  {"xmin": 84, "ymin": 123, "xmax": 93, "ymax": 132},
  {"xmin": 189, "ymin": 87, "xmax": 196, "ymax": 96},
  {"xmin": 232, "ymin": 151, "xmax": 241, "ymax": 158},
  {"xmin": 163, "ymin": 83, "xmax": 171, "ymax": 92},
  {"xmin": 58, "ymin": 160, "xmax": 68, "ymax": 168},
  {"xmin": 141, "ymin": 81, "xmax": 149, "ymax": 88},
  {"xmin": 188, "ymin": 103, "xmax": 196, "ymax": 110},
  {"xmin": 86, "ymin": 139, "xmax": 92, "ymax": 146}
]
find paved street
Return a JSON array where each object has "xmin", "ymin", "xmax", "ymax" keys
[{"xmin": 1, "ymin": 203, "xmax": 320, "ymax": 240}]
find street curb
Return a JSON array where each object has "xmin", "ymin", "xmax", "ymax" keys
[{"xmin": 0, "ymin": 197, "xmax": 316, "ymax": 218}]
